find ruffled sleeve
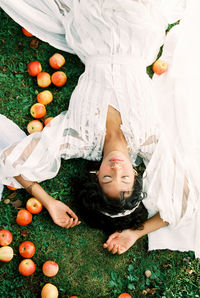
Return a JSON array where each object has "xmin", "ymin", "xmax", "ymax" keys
[
  {"xmin": 0, "ymin": 0, "xmax": 75, "ymax": 53},
  {"xmin": 0, "ymin": 111, "xmax": 92, "ymax": 190}
]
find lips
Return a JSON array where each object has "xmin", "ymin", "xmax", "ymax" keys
[{"xmin": 109, "ymin": 158, "xmax": 123, "ymax": 162}]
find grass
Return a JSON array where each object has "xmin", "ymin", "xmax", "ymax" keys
[{"xmin": 0, "ymin": 9, "xmax": 200, "ymax": 298}]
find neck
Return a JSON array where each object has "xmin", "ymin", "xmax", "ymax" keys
[
  {"xmin": 103, "ymin": 133, "xmax": 129, "ymax": 158},
  {"xmin": 103, "ymin": 106, "xmax": 129, "ymax": 158}
]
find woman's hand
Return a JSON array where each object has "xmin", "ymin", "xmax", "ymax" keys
[
  {"xmin": 46, "ymin": 198, "xmax": 81, "ymax": 228},
  {"xmin": 14, "ymin": 175, "xmax": 81, "ymax": 229},
  {"xmin": 103, "ymin": 229, "xmax": 140, "ymax": 255}
]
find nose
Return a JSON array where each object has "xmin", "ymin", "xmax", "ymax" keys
[{"xmin": 110, "ymin": 162, "xmax": 121, "ymax": 169}]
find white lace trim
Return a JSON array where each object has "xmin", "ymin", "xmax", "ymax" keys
[{"xmin": 100, "ymin": 202, "xmax": 140, "ymax": 218}]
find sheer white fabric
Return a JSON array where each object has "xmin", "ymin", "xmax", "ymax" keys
[
  {"xmin": 143, "ymin": 0, "xmax": 200, "ymax": 258},
  {"xmin": 2, "ymin": 0, "xmax": 198, "ymax": 256},
  {"xmin": 1, "ymin": 0, "xmax": 179, "ymax": 187}
]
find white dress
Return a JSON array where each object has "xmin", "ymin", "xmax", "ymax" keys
[{"xmin": 2, "ymin": 0, "xmax": 199, "ymax": 257}]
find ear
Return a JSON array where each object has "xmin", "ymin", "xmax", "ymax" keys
[{"xmin": 96, "ymin": 171, "xmax": 99, "ymax": 176}]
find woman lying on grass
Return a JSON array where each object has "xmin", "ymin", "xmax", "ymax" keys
[{"xmin": 1, "ymin": 0, "xmax": 199, "ymax": 258}]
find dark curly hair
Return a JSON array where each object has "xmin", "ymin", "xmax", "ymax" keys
[{"xmin": 74, "ymin": 169, "xmax": 148, "ymax": 234}]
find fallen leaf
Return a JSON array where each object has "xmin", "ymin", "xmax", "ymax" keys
[
  {"xmin": 30, "ymin": 38, "xmax": 39, "ymax": 49},
  {"xmin": 163, "ymin": 264, "xmax": 172, "ymax": 269},
  {"xmin": 186, "ymin": 268, "xmax": 194, "ymax": 275},
  {"xmin": 21, "ymin": 79, "xmax": 26, "ymax": 87},
  {"xmin": 146, "ymin": 288, "xmax": 157, "ymax": 295},
  {"xmin": 6, "ymin": 192, "xmax": 17, "ymax": 199},
  {"xmin": 4, "ymin": 199, "xmax": 11, "ymax": 204},
  {"xmin": 20, "ymin": 230, "xmax": 29, "ymax": 237},
  {"xmin": 11, "ymin": 199, "xmax": 23, "ymax": 208}
]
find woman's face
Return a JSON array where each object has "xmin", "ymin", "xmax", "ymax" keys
[{"xmin": 97, "ymin": 151, "xmax": 136, "ymax": 198}]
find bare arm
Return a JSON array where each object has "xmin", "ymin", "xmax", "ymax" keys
[
  {"xmin": 103, "ymin": 213, "xmax": 168, "ymax": 254},
  {"xmin": 135, "ymin": 212, "xmax": 168, "ymax": 238},
  {"xmin": 15, "ymin": 175, "xmax": 80, "ymax": 228}
]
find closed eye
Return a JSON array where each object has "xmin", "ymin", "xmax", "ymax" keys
[
  {"xmin": 102, "ymin": 175, "xmax": 112, "ymax": 184},
  {"xmin": 121, "ymin": 176, "xmax": 131, "ymax": 183}
]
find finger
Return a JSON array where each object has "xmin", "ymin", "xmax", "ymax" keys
[
  {"xmin": 70, "ymin": 217, "xmax": 78, "ymax": 228},
  {"xmin": 107, "ymin": 242, "xmax": 115, "ymax": 252},
  {"xmin": 106, "ymin": 232, "xmax": 120, "ymax": 245},
  {"xmin": 65, "ymin": 207, "xmax": 78, "ymax": 220},
  {"xmin": 103, "ymin": 243, "xmax": 108, "ymax": 248},
  {"xmin": 117, "ymin": 246, "xmax": 125, "ymax": 255},
  {"xmin": 111, "ymin": 244, "xmax": 119, "ymax": 255},
  {"xmin": 68, "ymin": 217, "xmax": 74, "ymax": 228},
  {"xmin": 65, "ymin": 218, "xmax": 74, "ymax": 229}
]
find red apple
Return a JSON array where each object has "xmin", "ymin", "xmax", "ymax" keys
[
  {"xmin": 26, "ymin": 197, "xmax": 43, "ymax": 214},
  {"xmin": 118, "ymin": 294, "xmax": 132, "ymax": 298},
  {"xmin": 49, "ymin": 53, "xmax": 65, "ymax": 69},
  {"xmin": 41, "ymin": 283, "xmax": 59, "ymax": 298},
  {"xmin": 30, "ymin": 103, "xmax": 46, "ymax": 119},
  {"xmin": 16, "ymin": 209, "xmax": 32, "ymax": 226},
  {"xmin": 0, "ymin": 246, "xmax": 14, "ymax": 262},
  {"xmin": 51, "ymin": 71, "xmax": 67, "ymax": 87},
  {"xmin": 7, "ymin": 185, "xmax": 18, "ymax": 190},
  {"xmin": 44, "ymin": 117, "xmax": 54, "ymax": 126},
  {"xmin": 0, "ymin": 230, "xmax": 13, "ymax": 246},
  {"xmin": 27, "ymin": 120, "xmax": 43, "ymax": 134},
  {"xmin": 37, "ymin": 72, "xmax": 51, "ymax": 88},
  {"xmin": 19, "ymin": 259, "xmax": 36, "ymax": 276},
  {"xmin": 69, "ymin": 297, "xmax": 79, "ymax": 298},
  {"xmin": 152, "ymin": 59, "xmax": 168, "ymax": 75},
  {"xmin": 27, "ymin": 61, "xmax": 42, "ymax": 77},
  {"xmin": 19, "ymin": 241, "xmax": 36, "ymax": 258},
  {"xmin": 42, "ymin": 261, "xmax": 59, "ymax": 277},
  {"xmin": 37, "ymin": 90, "xmax": 53, "ymax": 105},
  {"xmin": 22, "ymin": 27, "xmax": 33, "ymax": 37}
]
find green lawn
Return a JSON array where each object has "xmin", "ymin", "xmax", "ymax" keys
[{"xmin": 0, "ymin": 9, "xmax": 199, "ymax": 298}]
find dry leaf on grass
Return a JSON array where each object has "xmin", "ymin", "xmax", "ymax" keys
[
  {"xmin": 4, "ymin": 199, "xmax": 11, "ymax": 204},
  {"xmin": 20, "ymin": 230, "xmax": 29, "ymax": 237},
  {"xmin": 11, "ymin": 199, "xmax": 23, "ymax": 208},
  {"xmin": 30, "ymin": 38, "xmax": 39, "ymax": 49},
  {"xmin": 6, "ymin": 192, "xmax": 17, "ymax": 199}
]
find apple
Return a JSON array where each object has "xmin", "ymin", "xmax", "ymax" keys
[
  {"xmin": 30, "ymin": 103, "xmax": 46, "ymax": 119},
  {"xmin": 16, "ymin": 209, "xmax": 32, "ymax": 226},
  {"xmin": 27, "ymin": 61, "xmax": 42, "ymax": 77},
  {"xmin": 152, "ymin": 59, "xmax": 168, "ymax": 75},
  {"xmin": 69, "ymin": 297, "xmax": 79, "ymax": 298},
  {"xmin": 118, "ymin": 294, "xmax": 132, "ymax": 298},
  {"xmin": 37, "ymin": 72, "xmax": 51, "ymax": 88},
  {"xmin": 0, "ymin": 230, "xmax": 13, "ymax": 246},
  {"xmin": 19, "ymin": 259, "xmax": 36, "ymax": 276},
  {"xmin": 41, "ymin": 283, "xmax": 59, "ymax": 298},
  {"xmin": 22, "ymin": 27, "xmax": 33, "ymax": 37},
  {"xmin": 51, "ymin": 71, "xmax": 67, "ymax": 87},
  {"xmin": 19, "ymin": 241, "xmax": 36, "ymax": 258},
  {"xmin": 42, "ymin": 261, "xmax": 59, "ymax": 277},
  {"xmin": 27, "ymin": 120, "xmax": 43, "ymax": 134},
  {"xmin": 49, "ymin": 53, "xmax": 65, "ymax": 69},
  {"xmin": 44, "ymin": 117, "xmax": 54, "ymax": 126},
  {"xmin": 26, "ymin": 197, "xmax": 43, "ymax": 214},
  {"xmin": 37, "ymin": 90, "xmax": 53, "ymax": 105},
  {"xmin": 7, "ymin": 185, "xmax": 18, "ymax": 190},
  {"xmin": 0, "ymin": 246, "xmax": 14, "ymax": 262}
]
